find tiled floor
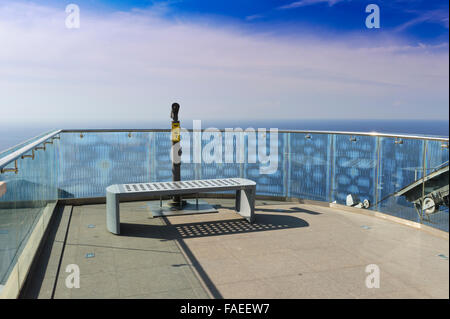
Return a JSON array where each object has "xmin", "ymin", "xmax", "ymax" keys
[{"xmin": 21, "ymin": 198, "xmax": 449, "ymax": 299}]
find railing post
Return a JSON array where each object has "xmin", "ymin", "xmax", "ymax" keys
[
  {"xmin": 284, "ymin": 133, "xmax": 290, "ymax": 199},
  {"xmin": 328, "ymin": 134, "xmax": 335, "ymax": 203},
  {"xmin": 420, "ymin": 140, "xmax": 428, "ymax": 224},
  {"xmin": 150, "ymin": 132, "xmax": 156, "ymax": 182},
  {"xmin": 374, "ymin": 136, "xmax": 381, "ymax": 211}
]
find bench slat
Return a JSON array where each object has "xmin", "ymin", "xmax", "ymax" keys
[{"xmin": 118, "ymin": 178, "xmax": 255, "ymax": 194}]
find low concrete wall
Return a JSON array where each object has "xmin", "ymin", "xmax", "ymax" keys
[
  {"xmin": 329, "ymin": 202, "xmax": 449, "ymax": 240},
  {"xmin": 0, "ymin": 202, "xmax": 57, "ymax": 299}
]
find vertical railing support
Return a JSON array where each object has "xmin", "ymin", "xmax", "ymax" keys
[
  {"xmin": 283, "ymin": 133, "xmax": 290, "ymax": 199},
  {"xmin": 150, "ymin": 132, "xmax": 156, "ymax": 182},
  {"xmin": 328, "ymin": 134, "xmax": 335, "ymax": 203},
  {"xmin": 419, "ymin": 140, "xmax": 428, "ymax": 224},
  {"xmin": 374, "ymin": 136, "xmax": 381, "ymax": 211}
]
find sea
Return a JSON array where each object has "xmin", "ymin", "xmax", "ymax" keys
[{"xmin": 0, "ymin": 119, "xmax": 448, "ymax": 153}]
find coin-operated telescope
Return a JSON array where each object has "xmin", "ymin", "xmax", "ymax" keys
[
  {"xmin": 170, "ymin": 103, "xmax": 183, "ymax": 205},
  {"xmin": 147, "ymin": 102, "xmax": 217, "ymax": 216}
]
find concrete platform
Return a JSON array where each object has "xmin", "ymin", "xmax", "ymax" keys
[{"xmin": 20, "ymin": 198, "xmax": 449, "ymax": 299}]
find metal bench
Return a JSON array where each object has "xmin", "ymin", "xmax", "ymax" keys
[{"xmin": 106, "ymin": 178, "xmax": 256, "ymax": 235}]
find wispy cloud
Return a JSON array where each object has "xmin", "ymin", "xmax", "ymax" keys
[
  {"xmin": 395, "ymin": 9, "xmax": 449, "ymax": 32},
  {"xmin": 245, "ymin": 14, "xmax": 264, "ymax": 21},
  {"xmin": 0, "ymin": 1, "xmax": 448, "ymax": 124},
  {"xmin": 278, "ymin": 0, "xmax": 344, "ymax": 10}
]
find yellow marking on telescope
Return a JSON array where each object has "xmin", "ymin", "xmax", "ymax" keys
[{"xmin": 172, "ymin": 122, "xmax": 180, "ymax": 142}]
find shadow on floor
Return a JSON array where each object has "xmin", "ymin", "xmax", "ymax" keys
[
  {"xmin": 120, "ymin": 214, "xmax": 309, "ymax": 240},
  {"xmin": 107, "ymin": 214, "xmax": 309, "ymax": 299},
  {"xmin": 162, "ymin": 214, "xmax": 307, "ymax": 299},
  {"xmin": 212, "ymin": 203, "xmax": 322, "ymax": 216},
  {"xmin": 256, "ymin": 206, "xmax": 321, "ymax": 215},
  {"xmin": 20, "ymin": 210, "xmax": 309, "ymax": 299},
  {"xmin": 19, "ymin": 204, "xmax": 66, "ymax": 299}
]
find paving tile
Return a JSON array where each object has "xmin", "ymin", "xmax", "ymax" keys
[
  {"xmin": 198, "ymin": 257, "xmax": 260, "ymax": 285},
  {"xmin": 117, "ymin": 265, "xmax": 199, "ymax": 297},
  {"xmin": 72, "ymin": 246, "xmax": 116, "ymax": 276},
  {"xmin": 320, "ymin": 265, "xmax": 409, "ymax": 298},
  {"xmin": 220, "ymin": 237, "xmax": 286, "ymax": 258},
  {"xmin": 187, "ymin": 242, "xmax": 234, "ymax": 261},
  {"xmin": 263, "ymin": 273, "xmax": 354, "ymax": 299},
  {"xmin": 416, "ymin": 285, "xmax": 449, "ymax": 299},
  {"xmin": 112, "ymin": 247, "xmax": 187, "ymax": 271},
  {"xmin": 217, "ymin": 280, "xmax": 280, "ymax": 299},
  {"xmin": 124, "ymin": 287, "xmax": 209, "ymax": 299},
  {"xmin": 236, "ymin": 250, "xmax": 313, "ymax": 279},
  {"xmin": 382, "ymin": 259, "xmax": 449, "ymax": 292},
  {"xmin": 69, "ymin": 271, "xmax": 120, "ymax": 299},
  {"xmin": 291, "ymin": 246, "xmax": 370, "ymax": 272}
]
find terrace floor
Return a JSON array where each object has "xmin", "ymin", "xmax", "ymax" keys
[{"xmin": 20, "ymin": 198, "xmax": 449, "ymax": 299}]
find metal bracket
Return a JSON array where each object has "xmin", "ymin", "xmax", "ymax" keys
[
  {"xmin": 35, "ymin": 145, "xmax": 46, "ymax": 151},
  {"xmin": 1, "ymin": 160, "xmax": 18, "ymax": 174},
  {"xmin": 305, "ymin": 134, "xmax": 312, "ymax": 139},
  {"xmin": 395, "ymin": 138, "xmax": 403, "ymax": 145},
  {"xmin": 52, "ymin": 136, "xmax": 60, "ymax": 140},
  {"xmin": 21, "ymin": 149, "xmax": 35, "ymax": 160},
  {"xmin": 349, "ymin": 136, "xmax": 357, "ymax": 142},
  {"xmin": 442, "ymin": 143, "xmax": 448, "ymax": 149}
]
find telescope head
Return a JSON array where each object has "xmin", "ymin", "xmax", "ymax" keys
[{"xmin": 171, "ymin": 103, "xmax": 180, "ymax": 121}]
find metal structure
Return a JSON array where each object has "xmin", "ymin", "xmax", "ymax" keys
[
  {"xmin": 59, "ymin": 128, "xmax": 449, "ymax": 141},
  {"xmin": 170, "ymin": 102, "xmax": 182, "ymax": 203},
  {"xmin": 106, "ymin": 178, "xmax": 256, "ymax": 234},
  {"xmin": 1, "ymin": 127, "xmax": 449, "ymax": 296},
  {"xmin": 0, "ymin": 130, "xmax": 61, "ymax": 173},
  {"xmin": 395, "ymin": 165, "xmax": 449, "ymax": 219}
]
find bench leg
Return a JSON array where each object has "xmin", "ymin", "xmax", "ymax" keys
[
  {"xmin": 235, "ymin": 187, "xmax": 255, "ymax": 223},
  {"xmin": 106, "ymin": 191, "xmax": 121, "ymax": 235}
]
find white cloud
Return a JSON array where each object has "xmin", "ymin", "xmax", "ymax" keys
[
  {"xmin": 395, "ymin": 9, "xmax": 450, "ymax": 32},
  {"xmin": 0, "ymin": 1, "xmax": 448, "ymax": 125},
  {"xmin": 245, "ymin": 14, "xmax": 264, "ymax": 21},
  {"xmin": 279, "ymin": 0, "xmax": 344, "ymax": 10}
]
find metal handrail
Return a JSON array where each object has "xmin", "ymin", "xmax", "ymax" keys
[
  {"xmin": 1, "ymin": 128, "xmax": 447, "ymax": 169},
  {"xmin": 60, "ymin": 129, "xmax": 449, "ymax": 142},
  {"xmin": 0, "ymin": 130, "xmax": 62, "ymax": 170},
  {"xmin": 0, "ymin": 130, "xmax": 53, "ymax": 157}
]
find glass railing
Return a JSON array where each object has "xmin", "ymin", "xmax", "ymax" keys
[
  {"xmin": 0, "ymin": 130, "xmax": 58, "ymax": 159},
  {"xmin": 0, "ymin": 128, "xmax": 448, "ymax": 295},
  {"xmin": 0, "ymin": 131, "xmax": 60, "ymax": 295},
  {"xmin": 56, "ymin": 129, "xmax": 448, "ymax": 231}
]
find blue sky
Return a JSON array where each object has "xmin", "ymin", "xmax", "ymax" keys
[
  {"xmin": 0, "ymin": 0, "xmax": 448, "ymax": 124},
  {"xmin": 38, "ymin": 0, "xmax": 449, "ymax": 43}
]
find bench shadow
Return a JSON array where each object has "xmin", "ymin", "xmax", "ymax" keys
[
  {"xmin": 120, "ymin": 214, "xmax": 309, "ymax": 240},
  {"xmin": 212, "ymin": 204, "xmax": 322, "ymax": 216},
  {"xmin": 120, "ymin": 214, "xmax": 309, "ymax": 299},
  {"xmin": 256, "ymin": 207, "xmax": 322, "ymax": 215}
]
